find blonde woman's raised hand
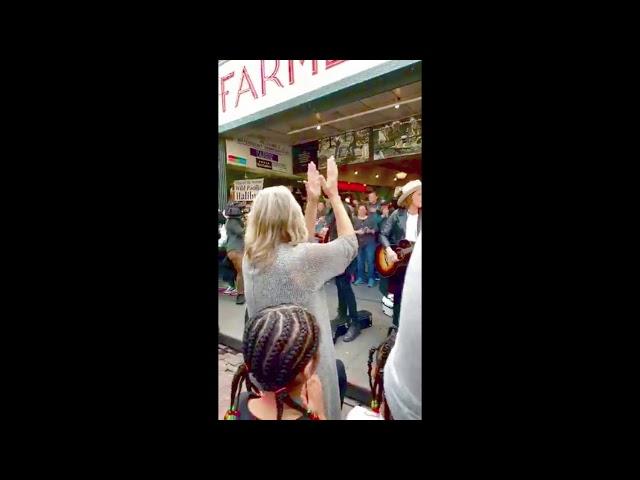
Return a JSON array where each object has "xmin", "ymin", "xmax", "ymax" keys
[
  {"xmin": 319, "ymin": 156, "xmax": 339, "ymax": 199},
  {"xmin": 304, "ymin": 161, "xmax": 322, "ymax": 202}
]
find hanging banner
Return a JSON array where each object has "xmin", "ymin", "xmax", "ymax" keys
[
  {"xmin": 233, "ymin": 178, "xmax": 264, "ymax": 201},
  {"xmin": 372, "ymin": 115, "xmax": 422, "ymax": 160}
]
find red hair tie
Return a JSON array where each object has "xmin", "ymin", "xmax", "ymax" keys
[{"xmin": 274, "ymin": 386, "xmax": 287, "ymax": 396}]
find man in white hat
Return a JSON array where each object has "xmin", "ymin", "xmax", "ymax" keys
[{"xmin": 378, "ymin": 179, "xmax": 422, "ymax": 328}]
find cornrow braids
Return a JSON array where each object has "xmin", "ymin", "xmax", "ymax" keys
[
  {"xmin": 367, "ymin": 327, "xmax": 398, "ymax": 420},
  {"xmin": 367, "ymin": 346, "xmax": 378, "ymax": 392},
  {"xmin": 273, "ymin": 314, "xmax": 318, "ymax": 420},
  {"xmin": 225, "ymin": 362, "xmax": 249, "ymax": 420},
  {"xmin": 225, "ymin": 315, "xmax": 273, "ymax": 419},
  {"xmin": 227, "ymin": 304, "xmax": 321, "ymax": 420}
]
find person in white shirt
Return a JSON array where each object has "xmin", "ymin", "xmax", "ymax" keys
[
  {"xmin": 378, "ymin": 180, "xmax": 422, "ymax": 328},
  {"xmin": 384, "ymin": 232, "xmax": 422, "ymax": 420}
]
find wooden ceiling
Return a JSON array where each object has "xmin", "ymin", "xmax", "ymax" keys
[{"xmin": 227, "ymin": 81, "xmax": 422, "ymax": 146}]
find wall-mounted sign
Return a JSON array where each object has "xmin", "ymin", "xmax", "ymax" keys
[
  {"xmin": 226, "ymin": 137, "xmax": 292, "ymax": 175},
  {"xmin": 219, "ymin": 60, "xmax": 392, "ymax": 128},
  {"xmin": 292, "ymin": 141, "xmax": 319, "ymax": 174},
  {"xmin": 256, "ymin": 158, "xmax": 273, "ymax": 170},
  {"xmin": 372, "ymin": 115, "xmax": 421, "ymax": 160},
  {"xmin": 317, "ymin": 128, "xmax": 371, "ymax": 168},
  {"xmin": 233, "ymin": 178, "xmax": 264, "ymax": 201},
  {"xmin": 250, "ymin": 148, "xmax": 278, "ymax": 162}
]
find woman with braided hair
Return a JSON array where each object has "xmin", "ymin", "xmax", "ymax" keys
[
  {"xmin": 346, "ymin": 327, "xmax": 397, "ymax": 420},
  {"xmin": 241, "ymin": 156, "xmax": 357, "ymax": 420},
  {"xmin": 225, "ymin": 304, "xmax": 347, "ymax": 420}
]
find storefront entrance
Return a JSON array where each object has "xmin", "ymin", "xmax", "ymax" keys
[{"xmin": 218, "ymin": 62, "xmax": 422, "ymax": 405}]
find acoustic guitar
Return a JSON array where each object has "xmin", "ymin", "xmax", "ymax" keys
[
  {"xmin": 375, "ymin": 239, "xmax": 414, "ymax": 277},
  {"xmin": 314, "ymin": 226, "xmax": 330, "ymax": 243}
]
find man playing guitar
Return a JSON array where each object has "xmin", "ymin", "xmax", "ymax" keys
[{"xmin": 378, "ymin": 180, "xmax": 422, "ymax": 328}]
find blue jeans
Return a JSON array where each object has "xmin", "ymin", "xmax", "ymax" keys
[{"xmin": 356, "ymin": 242, "xmax": 377, "ymax": 281}]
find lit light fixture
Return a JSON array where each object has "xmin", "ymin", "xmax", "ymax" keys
[
  {"xmin": 354, "ymin": 171, "xmax": 358, "ymax": 175},
  {"xmin": 395, "ymin": 104, "xmax": 400, "ymax": 109},
  {"xmin": 375, "ymin": 174, "xmax": 379, "ymax": 179},
  {"xmin": 287, "ymin": 96, "xmax": 422, "ymax": 135},
  {"xmin": 394, "ymin": 177, "xmax": 397, "ymax": 181},
  {"xmin": 396, "ymin": 171, "xmax": 407, "ymax": 179},
  {"xmin": 316, "ymin": 125, "xmax": 321, "ymax": 130}
]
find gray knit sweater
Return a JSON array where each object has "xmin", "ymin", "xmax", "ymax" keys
[{"xmin": 242, "ymin": 233, "xmax": 358, "ymax": 420}]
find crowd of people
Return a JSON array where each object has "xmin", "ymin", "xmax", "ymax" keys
[{"xmin": 218, "ymin": 157, "xmax": 422, "ymax": 420}]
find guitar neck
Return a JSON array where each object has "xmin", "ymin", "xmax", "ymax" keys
[{"xmin": 398, "ymin": 246, "xmax": 413, "ymax": 256}]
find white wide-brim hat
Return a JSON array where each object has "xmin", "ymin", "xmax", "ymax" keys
[{"xmin": 397, "ymin": 180, "xmax": 422, "ymax": 207}]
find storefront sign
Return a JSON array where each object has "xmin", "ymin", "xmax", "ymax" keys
[
  {"xmin": 250, "ymin": 148, "xmax": 278, "ymax": 162},
  {"xmin": 292, "ymin": 141, "xmax": 319, "ymax": 174},
  {"xmin": 233, "ymin": 179, "xmax": 264, "ymax": 201},
  {"xmin": 226, "ymin": 137, "xmax": 292, "ymax": 175},
  {"xmin": 219, "ymin": 60, "xmax": 392, "ymax": 127},
  {"xmin": 227, "ymin": 154, "xmax": 247, "ymax": 166},
  {"xmin": 255, "ymin": 158, "xmax": 273, "ymax": 170}
]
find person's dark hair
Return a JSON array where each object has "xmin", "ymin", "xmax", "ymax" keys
[
  {"xmin": 225, "ymin": 201, "xmax": 244, "ymax": 218},
  {"xmin": 226, "ymin": 304, "xmax": 321, "ymax": 420},
  {"xmin": 367, "ymin": 327, "xmax": 398, "ymax": 420}
]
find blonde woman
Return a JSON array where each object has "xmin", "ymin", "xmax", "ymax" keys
[{"xmin": 242, "ymin": 156, "xmax": 357, "ymax": 420}]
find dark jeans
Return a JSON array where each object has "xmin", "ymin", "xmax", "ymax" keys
[
  {"xmin": 336, "ymin": 359, "xmax": 347, "ymax": 408},
  {"xmin": 356, "ymin": 242, "xmax": 377, "ymax": 282},
  {"xmin": 226, "ymin": 250, "xmax": 244, "ymax": 294},
  {"xmin": 388, "ymin": 266, "xmax": 408, "ymax": 327},
  {"xmin": 335, "ymin": 264, "xmax": 358, "ymax": 321},
  {"xmin": 220, "ymin": 255, "xmax": 236, "ymax": 285}
]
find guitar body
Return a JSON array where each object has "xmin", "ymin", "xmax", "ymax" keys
[
  {"xmin": 375, "ymin": 240, "xmax": 413, "ymax": 278},
  {"xmin": 314, "ymin": 226, "xmax": 330, "ymax": 244}
]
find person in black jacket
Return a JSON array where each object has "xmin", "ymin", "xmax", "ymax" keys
[
  {"xmin": 324, "ymin": 193, "xmax": 360, "ymax": 342},
  {"xmin": 377, "ymin": 201, "xmax": 392, "ymax": 296},
  {"xmin": 378, "ymin": 180, "xmax": 422, "ymax": 327}
]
